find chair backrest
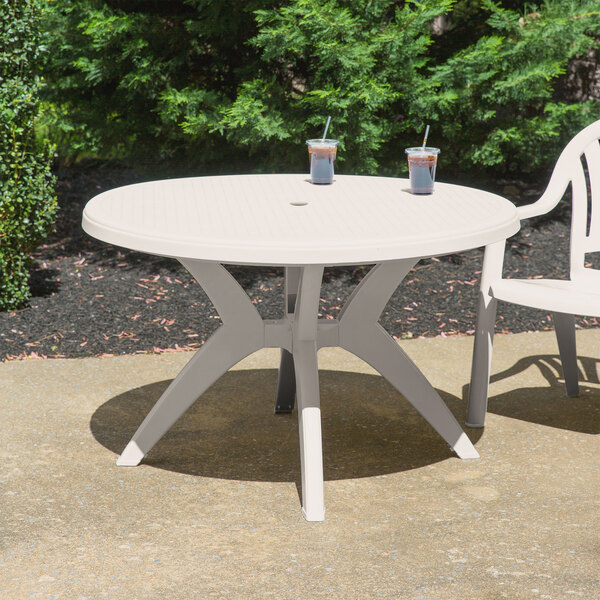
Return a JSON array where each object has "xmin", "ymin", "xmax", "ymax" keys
[{"xmin": 542, "ymin": 119, "xmax": 600, "ymax": 282}]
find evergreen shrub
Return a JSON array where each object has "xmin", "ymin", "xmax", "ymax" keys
[
  {"xmin": 419, "ymin": 0, "xmax": 600, "ymax": 175},
  {"xmin": 1, "ymin": 0, "xmax": 57, "ymax": 310},
  {"xmin": 43, "ymin": 0, "xmax": 600, "ymax": 177}
]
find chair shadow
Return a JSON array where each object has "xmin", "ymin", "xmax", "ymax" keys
[
  {"xmin": 90, "ymin": 369, "xmax": 481, "ymax": 483},
  {"xmin": 461, "ymin": 354, "xmax": 600, "ymax": 434}
]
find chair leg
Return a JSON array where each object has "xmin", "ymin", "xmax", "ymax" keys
[
  {"xmin": 552, "ymin": 312, "xmax": 579, "ymax": 397},
  {"xmin": 466, "ymin": 293, "xmax": 498, "ymax": 428}
]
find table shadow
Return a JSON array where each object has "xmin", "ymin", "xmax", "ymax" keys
[
  {"xmin": 460, "ymin": 354, "xmax": 600, "ymax": 434},
  {"xmin": 90, "ymin": 369, "xmax": 481, "ymax": 483}
]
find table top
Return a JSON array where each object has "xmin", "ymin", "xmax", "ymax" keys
[{"xmin": 82, "ymin": 174, "xmax": 520, "ymax": 266}]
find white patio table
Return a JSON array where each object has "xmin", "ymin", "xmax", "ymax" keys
[{"xmin": 82, "ymin": 173, "xmax": 519, "ymax": 521}]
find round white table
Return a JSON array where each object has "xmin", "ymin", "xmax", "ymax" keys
[{"xmin": 83, "ymin": 174, "xmax": 519, "ymax": 521}]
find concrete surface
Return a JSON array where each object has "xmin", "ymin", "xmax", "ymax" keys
[{"xmin": 1, "ymin": 329, "xmax": 598, "ymax": 599}]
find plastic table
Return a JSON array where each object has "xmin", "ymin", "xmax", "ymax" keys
[{"xmin": 82, "ymin": 174, "xmax": 519, "ymax": 521}]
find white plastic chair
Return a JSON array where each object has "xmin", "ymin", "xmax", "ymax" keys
[{"xmin": 467, "ymin": 118, "xmax": 600, "ymax": 427}]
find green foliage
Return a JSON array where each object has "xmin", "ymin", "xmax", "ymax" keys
[
  {"xmin": 418, "ymin": 0, "xmax": 600, "ymax": 174},
  {"xmin": 1, "ymin": 0, "xmax": 58, "ymax": 311},
  {"xmin": 42, "ymin": 0, "xmax": 269, "ymax": 166},
  {"xmin": 211, "ymin": 0, "xmax": 453, "ymax": 172},
  {"xmin": 42, "ymin": 0, "xmax": 600, "ymax": 177}
]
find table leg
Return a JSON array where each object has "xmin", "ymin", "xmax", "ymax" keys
[
  {"xmin": 293, "ymin": 266, "xmax": 325, "ymax": 521},
  {"xmin": 275, "ymin": 267, "xmax": 301, "ymax": 414},
  {"xmin": 275, "ymin": 350, "xmax": 296, "ymax": 413},
  {"xmin": 117, "ymin": 260, "xmax": 264, "ymax": 466},
  {"xmin": 338, "ymin": 261, "xmax": 479, "ymax": 459},
  {"xmin": 116, "ymin": 258, "xmax": 476, "ymax": 520}
]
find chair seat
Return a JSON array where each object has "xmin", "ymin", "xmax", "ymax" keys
[{"xmin": 491, "ymin": 278, "xmax": 600, "ymax": 316}]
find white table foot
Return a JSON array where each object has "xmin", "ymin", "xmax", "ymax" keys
[
  {"xmin": 302, "ymin": 507, "xmax": 325, "ymax": 522},
  {"xmin": 116, "ymin": 441, "xmax": 145, "ymax": 466},
  {"xmin": 452, "ymin": 432, "xmax": 480, "ymax": 459}
]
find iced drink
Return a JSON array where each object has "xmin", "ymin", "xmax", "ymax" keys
[
  {"xmin": 306, "ymin": 139, "xmax": 339, "ymax": 184},
  {"xmin": 405, "ymin": 147, "xmax": 440, "ymax": 194}
]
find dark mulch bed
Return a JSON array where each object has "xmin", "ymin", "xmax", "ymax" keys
[{"xmin": 1, "ymin": 162, "xmax": 596, "ymax": 361}]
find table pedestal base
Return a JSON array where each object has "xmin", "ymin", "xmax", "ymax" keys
[{"xmin": 117, "ymin": 260, "xmax": 479, "ymax": 521}]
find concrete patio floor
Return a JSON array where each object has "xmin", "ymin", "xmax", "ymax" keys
[{"xmin": 1, "ymin": 329, "xmax": 598, "ymax": 599}]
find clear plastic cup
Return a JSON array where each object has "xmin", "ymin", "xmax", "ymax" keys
[
  {"xmin": 306, "ymin": 139, "xmax": 339, "ymax": 184},
  {"xmin": 405, "ymin": 147, "xmax": 440, "ymax": 194}
]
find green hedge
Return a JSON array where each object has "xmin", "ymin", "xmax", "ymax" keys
[
  {"xmin": 42, "ymin": 0, "xmax": 600, "ymax": 177},
  {"xmin": 1, "ymin": 0, "xmax": 57, "ymax": 311}
]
